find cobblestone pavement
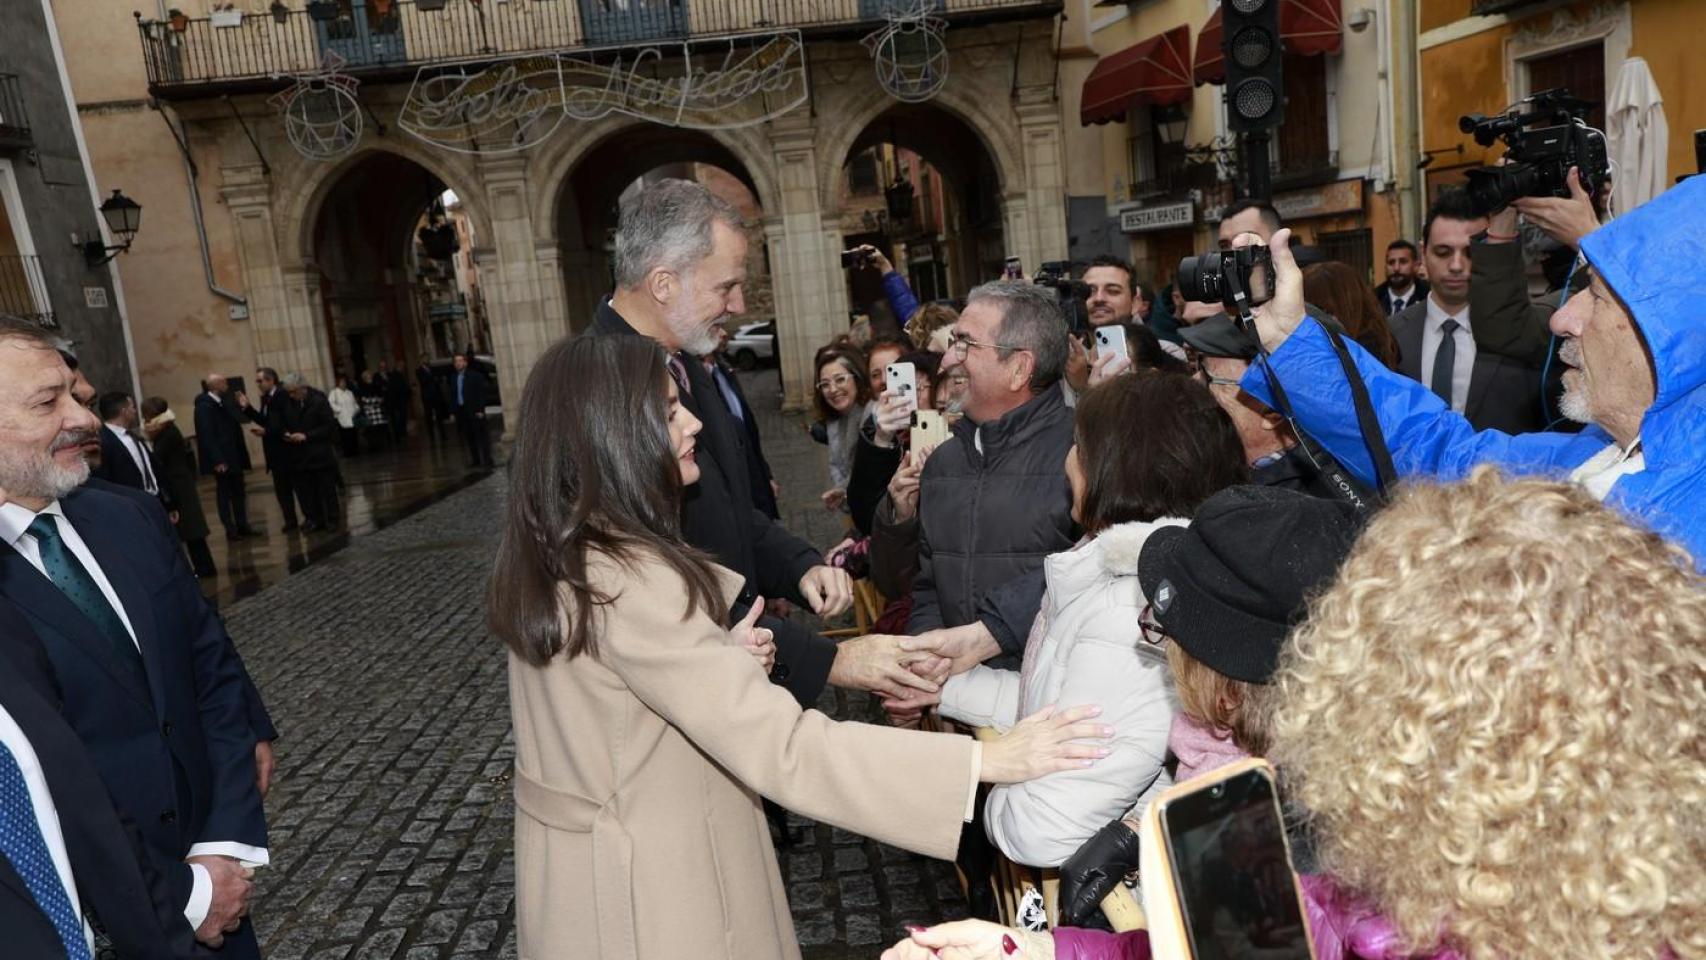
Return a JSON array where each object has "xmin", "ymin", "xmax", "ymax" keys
[{"xmin": 232, "ymin": 368, "xmax": 966, "ymax": 960}]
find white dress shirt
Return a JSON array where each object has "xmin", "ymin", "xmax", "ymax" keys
[
  {"xmin": 0, "ymin": 703, "xmax": 95, "ymax": 955},
  {"xmin": 1386, "ymin": 286, "xmax": 1414, "ymax": 315},
  {"xmin": 103, "ymin": 423, "xmax": 158, "ymax": 495},
  {"xmin": 0, "ymin": 500, "xmax": 268, "ymax": 929},
  {"xmin": 1419, "ymin": 294, "xmax": 1477, "ymax": 413}
]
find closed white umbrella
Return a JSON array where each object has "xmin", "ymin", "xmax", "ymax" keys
[{"xmin": 1606, "ymin": 56, "xmax": 1668, "ymax": 216}]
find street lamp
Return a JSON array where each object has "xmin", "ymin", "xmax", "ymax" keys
[
  {"xmin": 80, "ymin": 189, "xmax": 143, "ymax": 266},
  {"xmin": 1154, "ymin": 104, "xmax": 1189, "ymax": 147}
]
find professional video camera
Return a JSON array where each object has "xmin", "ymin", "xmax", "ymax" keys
[
  {"xmin": 1458, "ymin": 88, "xmax": 1609, "ymax": 216},
  {"xmin": 1033, "ymin": 260, "xmax": 1092, "ymax": 335},
  {"xmin": 1177, "ymin": 245, "xmax": 1273, "ymax": 318}
]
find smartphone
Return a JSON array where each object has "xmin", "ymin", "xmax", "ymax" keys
[
  {"xmin": 885, "ymin": 362, "xmax": 918, "ymax": 414},
  {"xmin": 1093, "ymin": 325, "xmax": 1129, "ymax": 366},
  {"xmin": 1003, "ymin": 255, "xmax": 1022, "ymax": 280},
  {"xmin": 1155, "ymin": 762, "xmax": 1314, "ymax": 960},
  {"xmin": 841, "ymin": 248, "xmax": 868, "ymax": 269},
  {"xmin": 909, "ymin": 408, "xmax": 951, "ymax": 452}
]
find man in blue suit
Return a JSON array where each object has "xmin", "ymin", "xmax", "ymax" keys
[
  {"xmin": 0, "ymin": 317, "xmax": 266, "ymax": 956},
  {"xmin": 192, "ymin": 375, "xmax": 252, "ymax": 542},
  {"xmin": 0, "ymin": 599, "xmax": 200, "ymax": 959}
]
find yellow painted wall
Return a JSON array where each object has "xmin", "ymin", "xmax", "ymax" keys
[
  {"xmin": 1421, "ymin": 0, "xmax": 1475, "ymax": 35},
  {"xmin": 1631, "ymin": 0, "xmax": 1706, "ymax": 180},
  {"xmin": 1419, "ymin": 25, "xmax": 1511, "ymax": 157}
]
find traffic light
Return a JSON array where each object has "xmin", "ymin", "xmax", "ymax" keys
[{"xmin": 1222, "ymin": 0, "xmax": 1284, "ymax": 133}]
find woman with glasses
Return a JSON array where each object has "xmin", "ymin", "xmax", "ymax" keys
[
  {"xmin": 930, "ymin": 373, "xmax": 1247, "ymax": 868},
  {"xmin": 811, "ymin": 343, "xmax": 871, "ymax": 512}
]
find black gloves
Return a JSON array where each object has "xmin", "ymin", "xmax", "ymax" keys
[{"xmin": 1058, "ymin": 818, "xmax": 1142, "ymax": 929}]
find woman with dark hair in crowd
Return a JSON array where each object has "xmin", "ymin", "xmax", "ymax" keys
[
  {"xmin": 811, "ymin": 343, "xmax": 871, "ymax": 512},
  {"xmin": 140, "ymin": 396, "xmax": 216, "ymax": 577},
  {"xmin": 1302, "ymin": 261, "xmax": 1399, "ymax": 369},
  {"xmin": 491, "ymin": 335, "xmax": 1114, "ymax": 960},
  {"xmin": 928, "ymin": 373, "xmax": 1249, "ymax": 868}
]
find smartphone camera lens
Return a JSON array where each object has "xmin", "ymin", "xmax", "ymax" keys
[{"xmin": 1208, "ymin": 784, "xmax": 1225, "ymax": 799}]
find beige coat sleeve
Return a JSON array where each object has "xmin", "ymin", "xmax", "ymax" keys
[{"xmin": 598, "ymin": 554, "xmax": 976, "ymax": 862}]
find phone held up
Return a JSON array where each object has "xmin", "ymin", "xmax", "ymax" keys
[
  {"xmin": 1003, "ymin": 255, "xmax": 1023, "ymax": 280},
  {"xmin": 1093, "ymin": 325, "xmax": 1130, "ymax": 366},
  {"xmin": 1140, "ymin": 759, "xmax": 1315, "ymax": 960},
  {"xmin": 885, "ymin": 361, "xmax": 918, "ymax": 416}
]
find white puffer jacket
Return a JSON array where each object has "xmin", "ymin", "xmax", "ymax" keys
[{"xmin": 939, "ymin": 520, "xmax": 1180, "ymax": 868}]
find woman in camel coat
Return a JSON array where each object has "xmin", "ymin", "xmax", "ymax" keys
[{"xmin": 491, "ymin": 336, "xmax": 1112, "ymax": 960}]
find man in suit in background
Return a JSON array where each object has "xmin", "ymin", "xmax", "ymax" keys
[
  {"xmin": 279, "ymin": 374, "xmax": 339, "ymax": 532},
  {"xmin": 1375, "ymin": 239, "xmax": 1430, "ymax": 316},
  {"xmin": 237, "ymin": 368, "xmax": 298, "ymax": 532},
  {"xmin": 702, "ymin": 326, "xmax": 780, "ymax": 520},
  {"xmin": 415, "ymin": 355, "xmax": 447, "ymax": 442},
  {"xmin": 92, "ymin": 392, "xmax": 165, "ymax": 505},
  {"xmin": 1389, "ymin": 189, "xmax": 1544, "ymax": 435},
  {"xmin": 192, "ymin": 375, "xmax": 252, "ymax": 542},
  {"xmin": 381, "ymin": 360, "xmax": 411, "ymax": 443},
  {"xmin": 0, "ymin": 593, "xmax": 202, "ymax": 960},
  {"xmin": 450, "ymin": 352, "xmax": 494, "ymax": 469},
  {"xmin": 0, "ymin": 318, "xmax": 268, "ymax": 957}
]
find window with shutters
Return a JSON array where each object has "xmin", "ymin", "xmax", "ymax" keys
[
  {"xmin": 1522, "ymin": 41, "xmax": 1606, "ymax": 131},
  {"xmin": 1272, "ymin": 52, "xmax": 1336, "ymax": 186}
]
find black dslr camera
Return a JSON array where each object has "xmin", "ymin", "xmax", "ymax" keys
[
  {"xmin": 1178, "ymin": 245, "xmax": 1273, "ymax": 316},
  {"xmin": 1033, "ymin": 260, "xmax": 1092, "ymax": 335},
  {"xmin": 1458, "ymin": 88, "xmax": 1609, "ymax": 216}
]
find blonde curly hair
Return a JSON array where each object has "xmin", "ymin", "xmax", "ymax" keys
[{"xmin": 1270, "ymin": 468, "xmax": 1704, "ymax": 960}]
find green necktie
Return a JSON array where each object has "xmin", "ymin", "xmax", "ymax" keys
[{"xmin": 26, "ymin": 515, "xmax": 149, "ymax": 690}]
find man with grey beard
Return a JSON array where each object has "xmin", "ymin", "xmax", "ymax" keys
[
  {"xmin": 587, "ymin": 178, "xmax": 932, "ymax": 708},
  {"xmin": 0, "ymin": 315, "xmax": 267, "ymax": 955}
]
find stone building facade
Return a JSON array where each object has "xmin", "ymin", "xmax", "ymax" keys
[{"xmin": 56, "ymin": 0, "xmax": 1071, "ymax": 421}]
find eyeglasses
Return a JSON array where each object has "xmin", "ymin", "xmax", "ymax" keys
[
  {"xmin": 1192, "ymin": 355, "xmax": 1242, "ymax": 390},
  {"xmin": 1138, "ymin": 603, "xmax": 1169, "ymax": 646},
  {"xmin": 816, "ymin": 373, "xmax": 855, "ymax": 392},
  {"xmin": 947, "ymin": 331, "xmax": 1027, "ymax": 359}
]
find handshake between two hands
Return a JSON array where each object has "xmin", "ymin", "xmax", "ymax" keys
[{"xmin": 829, "ymin": 624, "xmax": 1000, "ymax": 726}]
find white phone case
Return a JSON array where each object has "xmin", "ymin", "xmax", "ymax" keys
[
  {"xmin": 886, "ymin": 362, "xmax": 918, "ymax": 413},
  {"xmin": 1094, "ymin": 325, "xmax": 1130, "ymax": 365}
]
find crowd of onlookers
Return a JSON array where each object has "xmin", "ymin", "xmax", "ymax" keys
[{"xmin": 754, "ymin": 175, "xmax": 1703, "ymax": 960}]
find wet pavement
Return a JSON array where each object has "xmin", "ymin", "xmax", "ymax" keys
[
  {"xmin": 193, "ymin": 423, "xmax": 503, "ymax": 608},
  {"xmin": 225, "ymin": 372, "xmax": 967, "ymax": 960}
]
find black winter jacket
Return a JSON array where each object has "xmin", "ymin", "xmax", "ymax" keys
[{"xmin": 908, "ymin": 385, "xmax": 1077, "ymax": 669}]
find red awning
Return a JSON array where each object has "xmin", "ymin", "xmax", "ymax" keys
[
  {"xmin": 1080, "ymin": 25, "xmax": 1194, "ymax": 126},
  {"xmin": 1193, "ymin": 0, "xmax": 1344, "ymax": 86}
]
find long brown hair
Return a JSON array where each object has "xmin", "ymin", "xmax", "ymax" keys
[
  {"xmin": 1302, "ymin": 261, "xmax": 1398, "ymax": 368},
  {"xmin": 488, "ymin": 336, "xmax": 727, "ymax": 666}
]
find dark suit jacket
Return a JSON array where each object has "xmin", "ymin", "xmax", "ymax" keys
[
  {"xmin": 281, "ymin": 390, "xmax": 337, "ymax": 472},
  {"xmin": 192, "ymin": 393, "xmax": 250, "ymax": 477},
  {"xmin": 241, "ymin": 388, "xmax": 290, "ymax": 472},
  {"xmin": 452, "ymin": 368, "xmax": 490, "ymax": 414},
  {"xmin": 0, "ymin": 608, "xmax": 197, "ymax": 960},
  {"xmin": 148, "ymin": 423, "xmax": 209, "ymax": 543},
  {"xmin": 416, "ymin": 365, "xmax": 447, "ymax": 413},
  {"xmin": 93, "ymin": 426, "xmax": 157, "ymax": 495},
  {"xmin": 588, "ymin": 302, "xmax": 836, "ymax": 705},
  {"xmin": 81, "ymin": 477, "xmax": 279, "ymax": 743},
  {"xmin": 1391, "ymin": 298, "xmax": 1546, "ymax": 435},
  {"xmin": 707, "ymin": 357, "xmax": 780, "ymax": 520},
  {"xmin": 0, "ymin": 488, "xmax": 268, "ymax": 928},
  {"xmin": 1376, "ymin": 278, "xmax": 1429, "ymax": 315}
]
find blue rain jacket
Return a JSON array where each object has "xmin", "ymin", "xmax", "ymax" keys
[{"xmin": 1242, "ymin": 174, "xmax": 1706, "ymax": 563}]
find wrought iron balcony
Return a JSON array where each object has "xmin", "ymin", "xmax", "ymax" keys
[
  {"xmin": 0, "ymin": 255, "xmax": 54, "ymax": 327},
  {"xmin": 1128, "ymin": 160, "xmax": 1219, "ymax": 201},
  {"xmin": 138, "ymin": 0, "xmax": 1060, "ymax": 98},
  {"xmin": 0, "ymin": 74, "xmax": 31, "ymax": 149}
]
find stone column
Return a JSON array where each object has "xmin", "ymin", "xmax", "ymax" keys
[
  {"xmin": 473, "ymin": 155, "xmax": 552, "ymax": 431},
  {"xmin": 763, "ymin": 114, "xmax": 846, "ymax": 412},
  {"xmin": 221, "ymin": 163, "xmax": 332, "ymax": 387},
  {"xmin": 1013, "ymin": 86, "xmax": 1071, "ymax": 268}
]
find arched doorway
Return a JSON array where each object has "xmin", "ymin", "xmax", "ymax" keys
[
  {"xmin": 552, "ymin": 124, "xmax": 771, "ymax": 338},
  {"xmin": 836, "ymin": 103, "xmax": 1006, "ymax": 331},
  {"xmin": 309, "ymin": 151, "xmax": 491, "ymax": 382}
]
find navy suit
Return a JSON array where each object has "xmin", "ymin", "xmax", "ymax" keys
[
  {"xmin": 192, "ymin": 393, "xmax": 250, "ymax": 537},
  {"xmin": 0, "ymin": 488, "xmax": 267, "ymax": 958},
  {"xmin": 92, "ymin": 427, "xmax": 166, "ymax": 510},
  {"xmin": 0, "ymin": 606, "xmax": 197, "ymax": 960}
]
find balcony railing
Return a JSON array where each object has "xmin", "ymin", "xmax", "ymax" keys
[
  {"xmin": 139, "ymin": 0, "xmax": 1059, "ymax": 97},
  {"xmin": 1129, "ymin": 161, "xmax": 1219, "ymax": 201},
  {"xmin": 0, "ymin": 74, "xmax": 31, "ymax": 149},
  {"xmin": 0, "ymin": 255, "xmax": 54, "ymax": 327}
]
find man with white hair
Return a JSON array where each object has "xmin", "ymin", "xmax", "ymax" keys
[
  {"xmin": 587, "ymin": 179, "xmax": 937, "ymax": 707},
  {"xmin": 279, "ymin": 374, "xmax": 339, "ymax": 532}
]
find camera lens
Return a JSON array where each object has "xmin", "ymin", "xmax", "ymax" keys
[
  {"xmin": 1209, "ymin": 783, "xmax": 1226, "ymax": 799},
  {"xmin": 1176, "ymin": 254, "xmax": 1224, "ymax": 304}
]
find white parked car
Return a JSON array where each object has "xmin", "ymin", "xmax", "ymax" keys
[{"xmin": 727, "ymin": 321, "xmax": 777, "ymax": 370}]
